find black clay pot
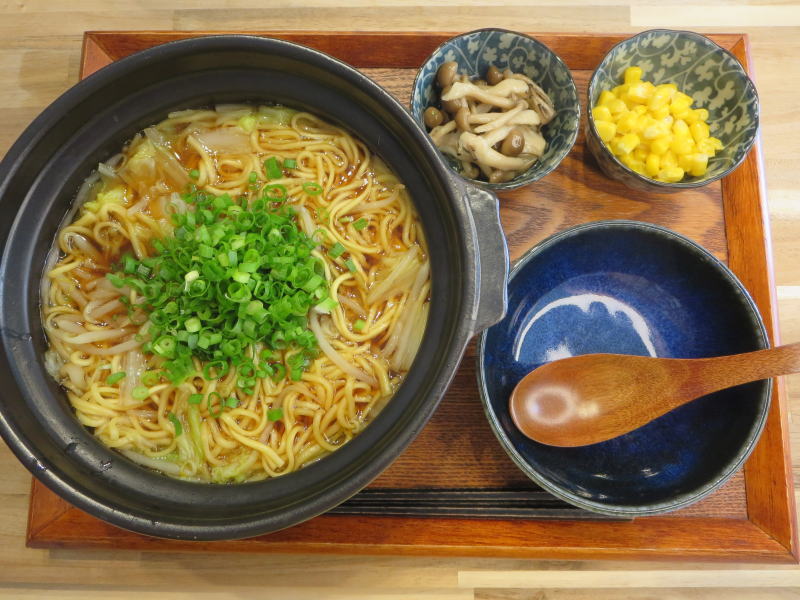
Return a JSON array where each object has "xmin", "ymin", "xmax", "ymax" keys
[{"xmin": 0, "ymin": 35, "xmax": 509, "ymax": 540}]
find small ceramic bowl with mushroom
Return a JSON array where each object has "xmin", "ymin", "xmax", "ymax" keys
[{"xmin": 411, "ymin": 29, "xmax": 580, "ymax": 191}]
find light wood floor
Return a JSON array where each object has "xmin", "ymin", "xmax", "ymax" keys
[{"xmin": 1, "ymin": 1, "xmax": 800, "ymax": 598}]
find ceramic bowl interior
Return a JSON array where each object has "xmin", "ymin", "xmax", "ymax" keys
[
  {"xmin": 478, "ymin": 221, "xmax": 770, "ymax": 516},
  {"xmin": 410, "ymin": 28, "xmax": 580, "ymax": 191},
  {"xmin": 587, "ymin": 29, "xmax": 759, "ymax": 191}
]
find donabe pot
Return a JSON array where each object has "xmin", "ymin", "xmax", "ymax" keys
[{"xmin": 0, "ymin": 36, "xmax": 509, "ymax": 540}]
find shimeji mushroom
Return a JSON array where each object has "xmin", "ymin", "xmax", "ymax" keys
[
  {"xmin": 473, "ymin": 101, "xmax": 529, "ymax": 134},
  {"xmin": 425, "ymin": 62, "xmax": 555, "ymax": 183},
  {"xmin": 503, "ymin": 70, "xmax": 556, "ymax": 124},
  {"xmin": 441, "ymin": 79, "xmax": 529, "ymax": 110},
  {"xmin": 459, "ymin": 133, "xmax": 537, "ymax": 172}
]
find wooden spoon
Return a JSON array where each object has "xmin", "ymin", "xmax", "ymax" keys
[{"xmin": 509, "ymin": 343, "xmax": 800, "ymax": 447}]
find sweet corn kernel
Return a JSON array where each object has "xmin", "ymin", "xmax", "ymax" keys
[
  {"xmin": 690, "ymin": 121, "xmax": 710, "ymax": 143},
  {"xmin": 612, "ymin": 84, "xmax": 630, "ymax": 98},
  {"xmin": 645, "ymin": 153, "xmax": 661, "ymax": 176},
  {"xmin": 684, "ymin": 108, "xmax": 709, "ymax": 125},
  {"xmin": 598, "ymin": 90, "xmax": 616, "ymax": 106},
  {"xmin": 678, "ymin": 152, "xmax": 694, "ymax": 172},
  {"xmin": 616, "ymin": 112, "xmax": 639, "ymax": 134},
  {"xmin": 656, "ymin": 83, "xmax": 678, "ymax": 98},
  {"xmin": 648, "ymin": 89, "xmax": 671, "ymax": 111},
  {"xmin": 651, "ymin": 136, "xmax": 671, "ymax": 156},
  {"xmin": 672, "ymin": 119, "xmax": 690, "ymax": 136},
  {"xmin": 618, "ymin": 152, "xmax": 635, "ymax": 167},
  {"xmin": 630, "ymin": 161, "xmax": 646, "ymax": 175},
  {"xmin": 688, "ymin": 153, "xmax": 709, "ymax": 177},
  {"xmin": 608, "ymin": 98, "xmax": 627, "ymax": 115},
  {"xmin": 592, "ymin": 106, "xmax": 613, "ymax": 122},
  {"xmin": 697, "ymin": 139, "xmax": 716, "ymax": 155},
  {"xmin": 658, "ymin": 166, "xmax": 685, "ymax": 183},
  {"xmin": 627, "ymin": 83, "xmax": 651, "ymax": 104},
  {"xmin": 650, "ymin": 105, "xmax": 670, "ymax": 120},
  {"xmin": 618, "ymin": 133, "xmax": 640, "ymax": 155},
  {"xmin": 624, "ymin": 66, "xmax": 643, "ymax": 84},
  {"xmin": 641, "ymin": 124, "xmax": 662, "ymax": 141},
  {"xmin": 674, "ymin": 92, "xmax": 694, "ymax": 107},
  {"xmin": 593, "ymin": 67, "xmax": 717, "ymax": 183},
  {"xmin": 670, "ymin": 98, "xmax": 691, "ymax": 118},
  {"xmin": 670, "ymin": 133, "xmax": 694, "ymax": 156},
  {"xmin": 595, "ymin": 120, "xmax": 617, "ymax": 142}
]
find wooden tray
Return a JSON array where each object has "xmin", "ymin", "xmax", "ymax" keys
[{"xmin": 27, "ymin": 30, "xmax": 798, "ymax": 562}]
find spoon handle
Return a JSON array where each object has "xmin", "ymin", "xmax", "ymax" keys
[{"xmin": 692, "ymin": 342, "xmax": 800, "ymax": 396}]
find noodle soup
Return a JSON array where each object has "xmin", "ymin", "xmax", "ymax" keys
[{"xmin": 42, "ymin": 105, "xmax": 430, "ymax": 483}]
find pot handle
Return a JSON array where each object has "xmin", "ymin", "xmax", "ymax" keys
[{"xmin": 461, "ymin": 182, "xmax": 509, "ymax": 333}]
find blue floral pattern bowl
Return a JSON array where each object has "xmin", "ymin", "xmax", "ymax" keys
[
  {"xmin": 411, "ymin": 29, "xmax": 580, "ymax": 191},
  {"xmin": 586, "ymin": 29, "xmax": 759, "ymax": 192}
]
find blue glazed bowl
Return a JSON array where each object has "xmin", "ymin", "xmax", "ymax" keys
[
  {"xmin": 478, "ymin": 221, "xmax": 771, "ymax": 516},
  {"xmin": 586, "ymin": 29, "xmax": 759, "ymax": 193},
  {"xmin": 410, "ymin": 28, "xmax": 580, "ymax": 191}
]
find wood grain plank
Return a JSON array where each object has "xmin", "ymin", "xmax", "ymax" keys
[
  {"xmin": 722, "ymin": 36, "xmax": 798, "ymax": 560},
  {"xmin": 26, "ymin": 498, "xmax": 793, "ymax": 562},
  {"xmin": 23, "ymin": 30, "xmax": 794, "ymax": 563}
]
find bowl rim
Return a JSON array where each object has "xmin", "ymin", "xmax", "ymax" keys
[
  {"xmin": 476, "ymin": 219, "xmax": 772, "ymax": 516},
  {"xmin": 586, "ymin": 28, "xmax": 760, "ymax": 190},
  {"xmin": 410, "ymin": 27, "xmax": 580, "ymax": 191}
]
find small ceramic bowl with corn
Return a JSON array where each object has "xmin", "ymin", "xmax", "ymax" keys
[{"xmin": 586, "ymin": 29, "xmax": 759, "ymax": 192}]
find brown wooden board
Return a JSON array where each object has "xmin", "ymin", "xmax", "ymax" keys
[{"xmin": 26, "ymin": 30, "xmax": 798, "ymax": 562}]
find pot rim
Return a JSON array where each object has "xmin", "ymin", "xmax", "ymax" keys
[{"xmin": 0, "ymin": 34, "xmax": 486, "ymax": 540}]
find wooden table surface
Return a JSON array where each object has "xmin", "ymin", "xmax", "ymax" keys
[{"xmin": 2, "ymin": 1, "xmax": 800, "ymax": 598}]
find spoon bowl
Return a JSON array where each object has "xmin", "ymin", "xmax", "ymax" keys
[{"xmin": 510, "ymin": 344, "xmax": 800, "ymax": 448}]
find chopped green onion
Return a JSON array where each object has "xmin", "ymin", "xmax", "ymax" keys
[
  {"xmin": 225, "ymin": 397, "xmax": 239, "ymax": 409},
  {"xmin": 345, "ymin": 258, "xmax": 357, "ymax": 273},
  {"xmin": 303, "ymin": 182, "xmax": 323, "ymax": 196},
  {"xmin": 203, "ymin": 360, "xmax": 229, "ymax": 380},
  {"xmin": 267, "ymin": 408, "xmax": 284, "ymax": 421},
  {"xmin": 189, "ymin": 169, "xmax": 200, "ymax": 180},
  {"xmin": 142, "ymin": 371, "xmax": 161, "ymax": 387},
  {"xmin": 315, "ymin": 297, "xmax": 338, "ymax": 314},
  {"xmin": 152, "ymin": 336, "xmax": 177, "ymax": 358},
  {"xmin": 264, "ymin": 156, "xmax": 282, "ymax": 179},
  {"xmin": 328, "ymin": 242, "xmax": 346, "ymax": 258},
  {"xmin": 107, "ymin": 273, "xmax": 125, "ymax": 288},
  {"xmin": 104, "ymin": 187, "xmax": 327, "ymax": 389},
  {"xmin": 283, "ymin": 158, "xmax": 297, "ymax": 169},
  {"xmin": 353, "ymin": 218, "xmax": 368, "ymax": 230},
  {"xmin": 141, "ymin": 370, "xmax": 161, "ymax": 386},
  {"xmin": 167, "ymin": 412, "xmax": 183, "ymax": 436},
  {"xmin": 106, "ymin": 371, "xmax": 126, "ymax": 385},
  {"xmin": 263, "ymin": 184, "xmax": 287, "ymax": 201},
  {"xmin": 208, "ymin": 392, "xmax": 223, "ymax": 418},
  {"xmin": 185, "ymin": 317, "xmax": 201, "ymax": 333},
  {"xmin": 132, "ymin": 386, "xmax": 150, "ymax": 401},
  {"xmin": 188, "ymin": 394, "xmax": 203, "ymax": 405},
  {"xmin": 353, "ymin": 319, "xmax": 366, "ymax": 332},
  {"xmin": 248, "ymin": 171, "xmax": 258, "ymax": 183}
]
